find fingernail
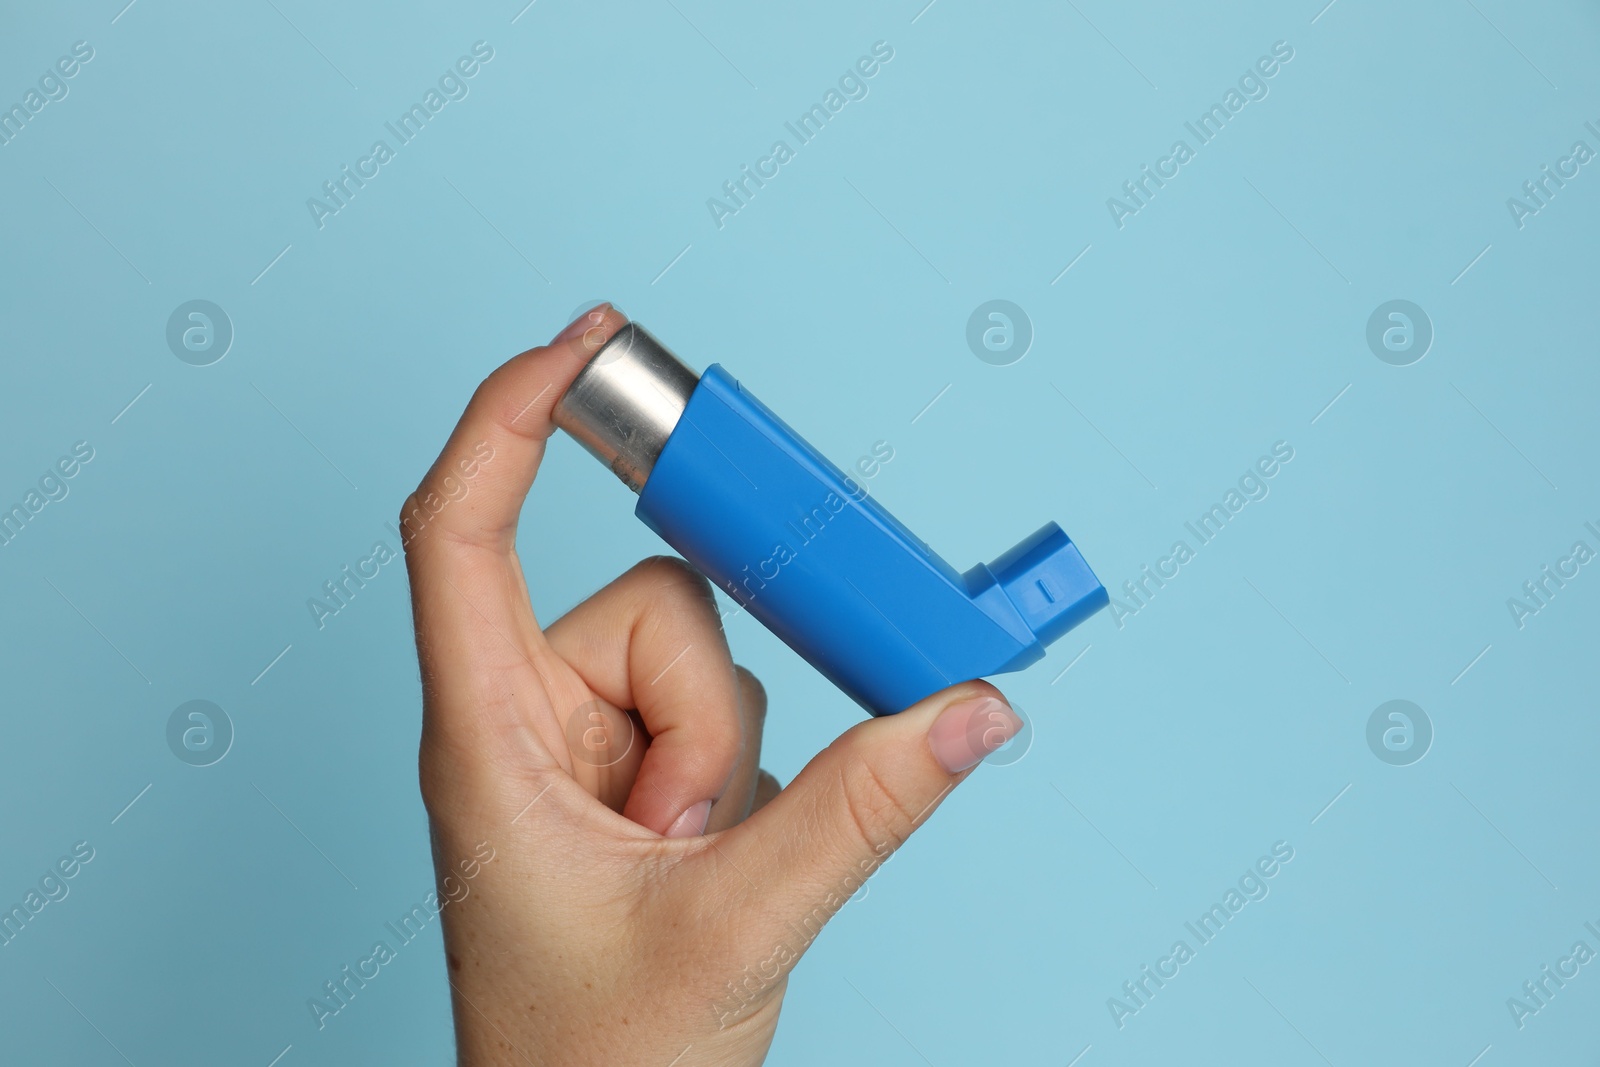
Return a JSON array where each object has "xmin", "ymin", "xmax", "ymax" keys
[
  {"xmin": 550, "ymin": 302, "xmax": 611, "ymax": 345},
  {"xmin": 928, "ymin": 697, "xmax": 1021, "ymax": 774},
  {"xmin": 664, "ymin": 799, "xmax": 712, "ymax": 839}
]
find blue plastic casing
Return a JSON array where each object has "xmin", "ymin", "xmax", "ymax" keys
[{"xmin": 636, "ymin": 365, "xmax": 1109, "ymax": 716}]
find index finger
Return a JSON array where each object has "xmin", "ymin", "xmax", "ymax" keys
[
  {"xmin": 403, "ymin": 302, "xmax": 627, "ymax": 558},
  {"xmin": 401, "ymin": 304, "xmax": 628, "ymax": 758}
]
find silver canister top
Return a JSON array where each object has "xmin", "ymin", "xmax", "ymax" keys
[{"xmin": 552, "ymin": 322, "xmax": 700, "ymax": 493}]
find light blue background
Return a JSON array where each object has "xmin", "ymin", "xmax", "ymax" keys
[{"xmin": 2, "ymin": 0, "xmax": 1596, "ymax": 1063}]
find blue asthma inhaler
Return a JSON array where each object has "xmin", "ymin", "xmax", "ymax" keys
[{"xmin": 552, "ymin": 322, "xmax": 1109, "ymax": 717}]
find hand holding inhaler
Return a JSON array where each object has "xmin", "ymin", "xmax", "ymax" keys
[{"xmin": 402, "ymin": 305, "xmax": 1105, "ymax": 1065}]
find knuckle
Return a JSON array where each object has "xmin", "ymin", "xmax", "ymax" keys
[
  {"xmin": 836, "ymin": 751, "xmax": 917, "ymax": 853},
  {"xmin": 686, "ymin": 710, "xmax": 744, "ymax": 770},
  {"xmin": 417, "ymin": 760, "xmax": 445, "ymax": 814},
  {"xmin": 483, "ymin": 372, "xmax": 543, "ymax": 442},
  {"xmin": 714, "ymin": 704, "xmax": 749, "ymax": 762},
  {"xmin": 396, "ymin": 491, "xmax": 434, "ymax": 556},
  {"xmin": 397, "ymin": 490, "xmax": 423, "ymax": 532},
  {"xmin": 709, "ymin": 735, "xmax": 746, "ymax": 786},
  {"xmin": 734, "ymin": 665, "xmax": 767, "ymax": 723},
  {"xmin": 633, "ymin": 554, "xmax": 712, "ymax": 597},
  {"xmin": 416, "ymin": 736, "xmax": 460, "ymax": 814}
]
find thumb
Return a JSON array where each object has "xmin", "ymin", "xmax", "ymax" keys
[{"xmin": 715, "ymin": 682, "xmax": 1020, "ymax": 955}]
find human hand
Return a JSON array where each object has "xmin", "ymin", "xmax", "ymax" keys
[{"xmin": 401, "ymin": 304, "xmax": 1023, "ymax": 1066}]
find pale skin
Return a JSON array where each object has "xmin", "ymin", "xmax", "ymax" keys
[{"xmin": 402, "ymin": 304, "xmax": 1022, "ymax": 1066}]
